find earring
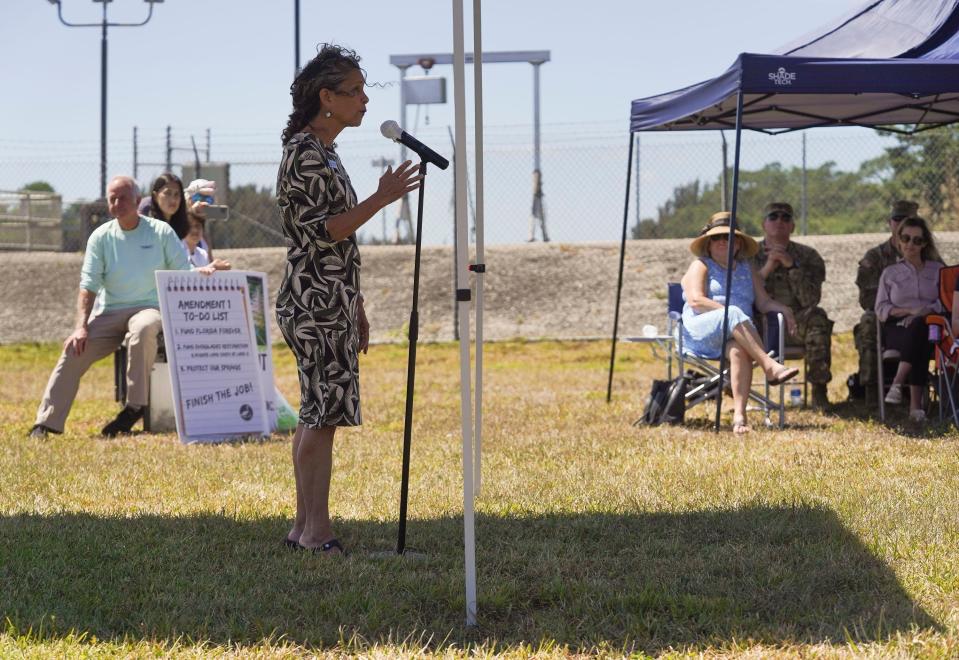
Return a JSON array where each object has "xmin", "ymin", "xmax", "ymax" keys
[{"xmin": 324, "ymin": 111, "xmax": 332, "ymax": 118}]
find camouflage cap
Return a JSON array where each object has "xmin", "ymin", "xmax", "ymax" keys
[
  {"xmin": 763, "ymin": 202, "xmax": 794, "ymax": 217},
  {"xmin": 890, "ymin": 200, "xmax": 919, "ymax": 218}
]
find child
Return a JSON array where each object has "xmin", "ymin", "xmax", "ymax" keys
[{"xmin": 183, "ymin": 213, "xmax": 210, "ymax": 267}]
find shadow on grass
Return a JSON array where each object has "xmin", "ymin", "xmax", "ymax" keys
[
  {"xmin": 829, "ymin": 399, "xmax": 959, "ymax": 438},
  {"xmin": 0, "ymin": 505, "xmax": 938, "ymax": 653}
]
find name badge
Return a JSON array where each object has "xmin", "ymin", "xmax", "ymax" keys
[{"xmin": 328, "ymin": 159, "xmax": 338, "ymax": 170}]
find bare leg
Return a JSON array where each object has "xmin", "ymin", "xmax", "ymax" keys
[
  {"xmin": 891, "ymin": 361, "xmax": 912, "ymax": 385},
  {"xmin": 727, "ymin": 343, "xmax": 752, "ymax": 433},
  {"xmin": 730, "ymin": 321, "xmax": 785, "ymax": 378},
  {"xmin": 287, "ymin": 424, "xmax": 305, "ymax": 544},
  {"xmin": 296, "ymin": 425, "xmax": 339, "ymax": 551},
  {"xmin": 909, "ymin": 384, "xmax": 923, "ymax": 413}
]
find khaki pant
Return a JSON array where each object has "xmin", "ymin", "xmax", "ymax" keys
[{"xmin": 34, "ymin": 306, "xmax": 161, "ymax": 432}]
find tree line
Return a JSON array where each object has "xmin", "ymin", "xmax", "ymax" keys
[{"xmin": 632, "ymin": 126, "xmax": 959, "ymax": 239}]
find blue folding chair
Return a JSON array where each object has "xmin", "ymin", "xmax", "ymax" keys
[
  {"xmin": 761, "ymin": 311, "xmax": 808, "ymax": 426},
  {"xmin": 630, "ymin": 283, "xmax": 784, "ymax": 427}
]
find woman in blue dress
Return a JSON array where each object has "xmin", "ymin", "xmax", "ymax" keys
[{"xmin": 681, "ymin": 212, "xmax": 799, "ymax": 433}]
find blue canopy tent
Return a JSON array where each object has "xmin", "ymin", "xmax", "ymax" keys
[
  {"xmin": 606, "ymin": 51, "xmax": 959, "ymax": 430},
  {"xmin": 773, "ymin": 0, "xmax": 959, "ymax": 58}
]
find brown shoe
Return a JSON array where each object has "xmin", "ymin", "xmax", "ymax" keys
[{"xmin": 812, "ymin": 384, "xmax": 830, "ymax": 410}]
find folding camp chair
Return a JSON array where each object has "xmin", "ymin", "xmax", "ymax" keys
[
  {"xmin": 924, "ymin": 264, "xmax": 959, "ymax": 427},
  {"xmin": 761, "ymin": 311, "xmax": 809, "ymax": 425},
  {"xmin": 630, "ymin": 282, "xmax": 785, "ymax": 427},
  {"xmin": 878, "ymin": 264, "xmax": 959, "ymax": 424}
]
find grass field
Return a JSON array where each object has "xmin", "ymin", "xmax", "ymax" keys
[{"xmin": 1, "ymin": 335, "xmax": 958, "ymax": 658}]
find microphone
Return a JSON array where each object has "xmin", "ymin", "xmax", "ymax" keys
[{"xmin": 380, "ymin": 120, "xmax": 450, "ymax": 170}]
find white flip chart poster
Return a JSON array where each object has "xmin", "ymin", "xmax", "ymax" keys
[{"xmin": 156, "ymin": 270, "xmax": 269, "ymax": 443}]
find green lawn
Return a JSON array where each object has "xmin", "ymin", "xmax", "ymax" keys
[{"xmin": 1, "ymin": 336, "xmax": 957, "ymax": 657}]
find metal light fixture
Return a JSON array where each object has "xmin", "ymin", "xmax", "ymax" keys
[{"xmin": 47, "ymin": 0, "xmax": 162, "ymax": 199}]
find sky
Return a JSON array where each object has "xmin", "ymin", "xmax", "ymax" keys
[{"xmin": 1, "ymin": 0, "xmax": 868, "ymax": 244}]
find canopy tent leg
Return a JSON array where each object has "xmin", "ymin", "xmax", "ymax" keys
[
  {"xmin": 606, "ymin": 132, "xmax": 636, "ymax": 403},
  {"xmin": 452, "ymin": 0, "xmax": 477, "ymax": 627},
  {"xmin": 714, "ymin": 90, "xmax": 745, "ymax": 433},
  {"xmin": 472, "ymin": 0, "xmax": 485, "ymax": 498}
]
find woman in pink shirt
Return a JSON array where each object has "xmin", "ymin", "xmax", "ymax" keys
[{"xmin": 875, "ymin": 216, "xmax": 944, "ymax": 422}]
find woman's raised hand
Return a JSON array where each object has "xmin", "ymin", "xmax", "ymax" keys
[{"xmin": 376, "ymin": 160, "xmax": 422, "ymax": 206}]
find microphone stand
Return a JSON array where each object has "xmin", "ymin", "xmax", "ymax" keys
[{"xmin": 397, "ymin": 160, "xmax": 428, "ymax": 555}]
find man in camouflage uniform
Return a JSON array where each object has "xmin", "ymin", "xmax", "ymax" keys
[
  {"xmin": 753, "ymin": 202, "xmax": 834, "ymax": 409},
  {"xmin": 854, "ymin": 200, "xmax": 918, "ymax": 396}
]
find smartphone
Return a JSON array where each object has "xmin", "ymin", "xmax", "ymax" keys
[
  {"xmin": 203, "ymin": 205, "xmax": 229, "ymax": 221},
  {"xmin": 191, "ymin": 192, "xmax": 215, "ymax": 205}
]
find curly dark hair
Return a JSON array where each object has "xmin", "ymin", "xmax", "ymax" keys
[
  {"xmin": 147, "ymin": 172, "xmax": 188, "ymax": 239},
  {"xmin": 898, "ymin": 216, "xmax": 943, "ymax": 263},
  {"xmin": 281, "ymin": 44, "xmax": 363, "ymax": 145}
]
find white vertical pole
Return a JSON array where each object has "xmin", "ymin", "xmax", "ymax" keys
[
  {"xmin": 452, "ymin": 0, "xmax": 478, "ymax": 627},
  {"xmin": 533, "ymin": 63, "xmax": 541, "ymax": 173},
  {"xmin": 472, "ymin": 0, "xmax": 485, "ymax": 498}
]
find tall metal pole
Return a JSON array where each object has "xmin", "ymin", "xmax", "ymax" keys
[
  {"xmin": 634, "ymin": 134, "xmax": 640, "ymax": 226},
  {"xmin": 452, "ymin": 0, "xmax": 477, "ymax": 626},
  {"xmin": 531, "ymin": 61, "xmax": 547, "ymax": 241},
  {"xmin": 49, "ymin": 1, "xmax": 160, "ymax": 199},
  {"xmin": 721, "ymin": 131, "xmax": 729, "ymax": 211},
  {"xmin": 606, "ymin": 132, "xmax": 635, "ymax": 403},
  {"xmin": 801, "ymin": 132, "xmax": 808, "ymax": 235},
  {"xmin": 472, "ymin": 0, "xmax": 486, "ymax": 497},
  {"xmin": 132, "ymin": 126, "xmax": 138, "ymax": 182},
  {"xmin": 449, "ymin": 130, "xmax": 459, "ymax": 340},
  {"xmin": 714, "ymin": 91, "xmax": 745, "ymax": 433},
  {"xmin": 165, "ymin": 125, "xmax": 172, "ymax": 173},
  {"xmin": 293, "ymin": 0, "xmax": 300, "ymax": 75},
  {"xmin": 533, "ymin": 62, "xmax": 542, "ymax": 174},
  {"xmin": 206, "ymin": 128, "xmax": 211, "ymax": 162},
  {"xmin": 99, "ymin": 2, "xmax": 108, "ymax": 199}
]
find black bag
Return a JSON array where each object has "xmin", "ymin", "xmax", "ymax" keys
[
  {"xmin": 846, "ymin": 372, "xmax": 866, "ymax": 401},
  {"xmin": 638, "ymin": 374, "xmax": 688, "ymax": 426}
]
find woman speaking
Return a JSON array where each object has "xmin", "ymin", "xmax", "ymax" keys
[{"xmin": 276, "ymin": 44, "xmax": 420, "ymax": 554}]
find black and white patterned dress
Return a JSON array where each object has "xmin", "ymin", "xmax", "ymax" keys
[{"xmin": 275, "ymin": 132, "xmax": 362, "ymax": 428}]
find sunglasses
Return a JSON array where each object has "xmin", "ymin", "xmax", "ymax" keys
[
  {"xmin": 899, "ymin": 234, "xmax": 926, "ymax": 246},
  {"xmin": 765, "ymin": 212, "xmax": 793, "ymax": 222},
  {"xmin": 709, "ymin": 234, "xmax": 731, "ymax": 242}
]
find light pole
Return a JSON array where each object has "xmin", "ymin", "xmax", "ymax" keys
[
  {"xmin": 293, "ymin": 0, "xmax": 300, "ymax": 76},
  {"xmin": 48, "ymin": 0, "xmax": 163, "ymax": 200}
]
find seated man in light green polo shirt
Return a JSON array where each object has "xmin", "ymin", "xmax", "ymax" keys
[{"xmin": 29, "ymin": 175, "xmax": 228, "ymax": 438}]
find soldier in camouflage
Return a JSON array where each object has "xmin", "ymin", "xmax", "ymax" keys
[
  {"xmin": 753, "ymin": 202, "xmax": 834, "ymax": 409},
  {"xmin": 854, "ymin": 200, "xmax": 919, "ymax": 395}
]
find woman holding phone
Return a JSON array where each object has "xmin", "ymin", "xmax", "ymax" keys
[
  {"xmin": 140, "ymin": 174, "xmax": 225, "ymax": 264},
  {"xmin": 275, "ymin": 44, "xmax": 420, "ymax": 554}
]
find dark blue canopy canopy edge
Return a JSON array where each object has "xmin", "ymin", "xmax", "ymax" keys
[
  {"xmin": 775, "ymin": 0, "xmax": 959, "ymax": 58},
  {"xmin": 630, "ymin": 54, "xmax": 959, "ymax": 134}
]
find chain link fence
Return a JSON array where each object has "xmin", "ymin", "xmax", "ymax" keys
[{"xmin": 3, "ymin": 122, "xmax": 956, "ymax": 251}]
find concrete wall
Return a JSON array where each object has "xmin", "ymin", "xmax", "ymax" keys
[{"xmin": 4, "ymin": 233, "xmax": 959, "ymax": 344}]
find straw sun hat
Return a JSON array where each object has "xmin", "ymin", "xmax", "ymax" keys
[{"xmin": 689, "ymin": 211, "xmax": 759, "ymax": 258}]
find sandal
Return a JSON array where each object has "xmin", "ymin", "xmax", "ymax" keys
[
  {"xmin": 767, "ymin": 365, "xmax": 800, "ymax": 386},
  {"xmin": 732, "ymin": 417, "xmax": 751, "ymax": 435},
  {"xmin": 312, "ymin": 538, "xmax": 346, "ymax": 556}
]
